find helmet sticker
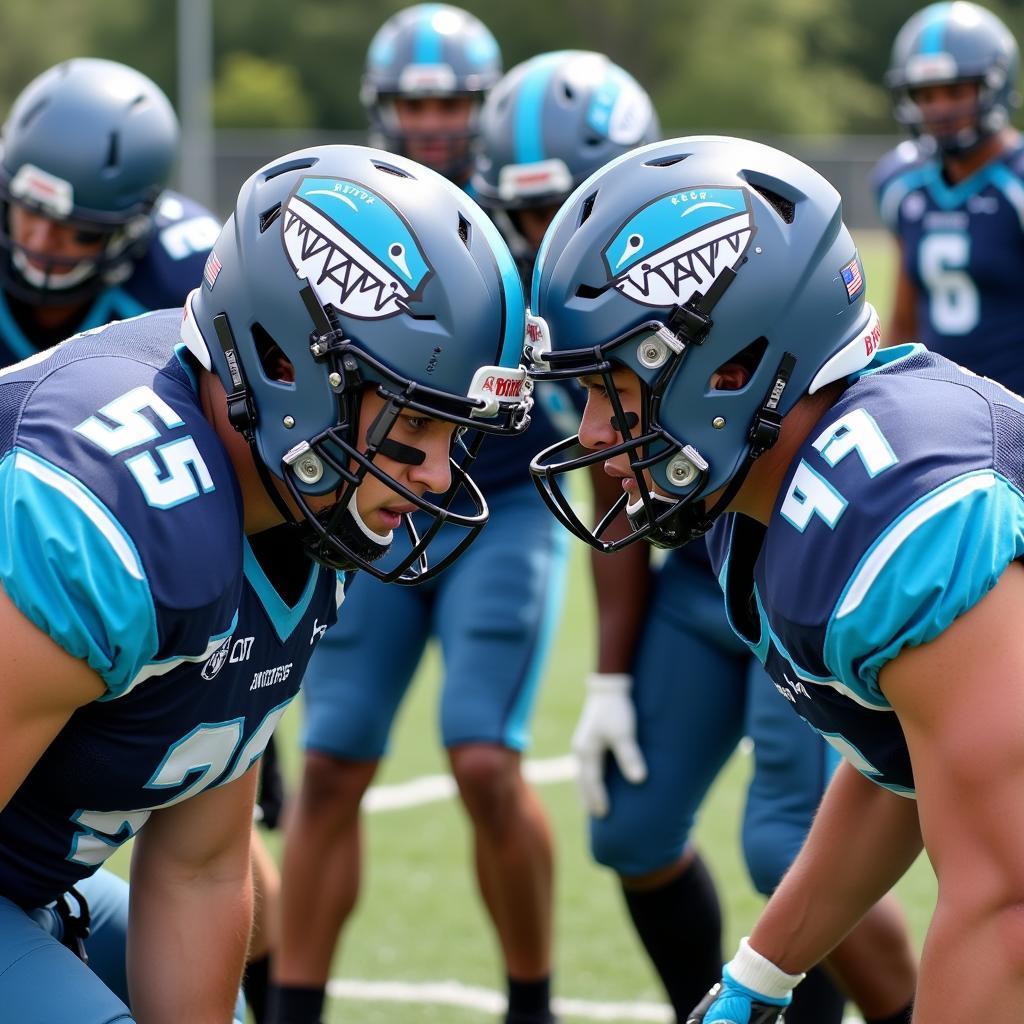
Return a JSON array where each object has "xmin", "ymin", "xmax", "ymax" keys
[
  {"xmin": 603, "ymin": 186, "xmax": 756, "ymax": 308},
  {"xmin": 283, "ymin": 176, "xmax": 432, "ymax": 320},
  {"xmin": 10, "ymin": 163, "xmax": 74, "ymax": 218},
  {"xmin": 840, "ymin": 256, "xmax": 865, "ymax": 303}
]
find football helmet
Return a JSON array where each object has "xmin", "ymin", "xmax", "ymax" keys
[
  {"xmin": 472, "ymin": 50, "xmax": 659, "ymax": 263},
  {"xmin": 184, "ymin": 144, "xmax": 530, "ymax": 583},
  {"xmin": 0, "ymin": 58, "xmax": 179, "ymax": 304},
  {"xmin": 527, "ymin": 135, "xmax": 880, "ymax": 551},
  {"xmin": 886, "ymin": 1, "xmax": 1020, "ymax": 154},
  {"xmin": 361, "ymin": 4, "xmax": 501, "ymax": 178}
]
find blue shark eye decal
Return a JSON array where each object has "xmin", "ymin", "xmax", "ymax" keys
[
  {"xmin": 282, "ymin": 177, "xmax": 433, "ymax": 320},
  {"xmin": 603, "ymin": 186, "xmax": 756, "ymax": 309}
]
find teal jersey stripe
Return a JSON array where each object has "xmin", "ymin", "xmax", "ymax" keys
[
  {"xmin": 0, "ymin": 448, "xmax": 158, "ymax": 696},
  {"xmin": 881, "ymin": 157, "xmax": 1023, "ymax": 225},
  {"xmin": 104, "ymin": 614, "xmax": 239, "ymax": 703},
  {"xmin": 825, "ymin": 470, "xmax": 1024, "ymax": 704},
  {"xmin": 846, "ymin": 343, "xmax": 924, "ymax": 384},
  {"xmin": 243, "ymin": 538, "xmax": 321, "ymax": 643}
]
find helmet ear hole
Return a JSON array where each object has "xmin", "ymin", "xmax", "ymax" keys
[
  {"xmin": 252, "ymin": 322, "xmax": 295, "ymax": 385},
  {"xmin": 710, "ymin": 336, "xmax": 769, "ymax": 390}
]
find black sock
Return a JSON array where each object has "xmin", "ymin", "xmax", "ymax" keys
[
  {"xmin": 243, "ymin": 955, "xmax": 271, "ymax": 1024},
  {"xmin": 784, "ymin": 965, "xmax": 846, "ymax": 1024},
  {"xmin": 505, "ymin": 974, "xmax": 553, "ymax": 1022},
  {"xmin": 267, "ymin": 983, "xmax": 326, "ymax": 1024},
  {"xmin": 622, "ymin": 852, "xmax": 723, "ymax": 1021},
  {"xmin": 865, "ymin": 1005, "xmax": 914, "ymax": 1024}
]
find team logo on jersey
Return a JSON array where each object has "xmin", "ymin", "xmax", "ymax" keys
[
  {"xmin": 201, "ymin": 635, "xmax": 232, "ymax": 680},
  {"xmin": 603, "ymin": 186, "xmax": 755, "ymax": 308},
  {"xmin": 282, "ymin": 176, "xmax": 432, "ymax": 320}
]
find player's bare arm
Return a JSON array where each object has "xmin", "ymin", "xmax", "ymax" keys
[
  {"xmin": 127, "ymin": 763, "xmax": 259, "ymax": 1024},
  {"xmin": 748, "ymin": 759, "xmax": 922, "ymax": 975},
  {"xmin": 0, "ymin": 585, "xmax": 105, "ymax": 813},
  {"xmin": 880, "ymin": 560, "xmax": 1024, "ymax": 1022}
]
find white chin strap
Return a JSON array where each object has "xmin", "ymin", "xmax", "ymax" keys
[
  {"xmin": 625, "ymin": 490, "xmax": 677, "ymax": 518},
  {"xmin": 348, "ymin": 490, "xmax": 394, "ymax": 545},
  {"xmin": 13, "ymin": 248, "xmax": 97, "ymax": 291}
]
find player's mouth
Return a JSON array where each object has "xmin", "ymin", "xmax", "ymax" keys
[{"xmin": 376, "ymin": 504, "xmax": 416, "ymax": 530}]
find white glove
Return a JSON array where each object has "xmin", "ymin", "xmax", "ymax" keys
[{"xmin": 572, "ymin": 672, "xmax": 648, "ymax": 818}]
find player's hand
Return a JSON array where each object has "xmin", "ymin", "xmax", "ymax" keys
[
  {"xmin": 686, "ymin": 977, "xmax": 788, "ymax": 1023},
  {"xmin": 572, "ymin": 672, "xmax": 647, "ymax": 818},
  {"xmin": 687, "ymin": 939, "xmax": 803, "ymax": 1024}
]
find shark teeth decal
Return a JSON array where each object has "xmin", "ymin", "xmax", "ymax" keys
[
  {"xmin": 614, "ymin": 212, "xmax": 753, "ymax": 308},
  {"xmin": 283, "ymin": 197, "xmax": 410, "ymax": 319}
]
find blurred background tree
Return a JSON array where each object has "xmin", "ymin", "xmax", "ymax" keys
[
  {"xmin": 3, "ymin": 0, "xmax": 1023, "ymax": 133},
  {"xmin": 3, "ymin": 0, "xmax": 1024, "ymax": 219}
]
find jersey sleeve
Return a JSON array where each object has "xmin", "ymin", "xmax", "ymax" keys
[
  {"xmin": 823, "ymin": 469, "xmax": 1024, "ymax": 703},
  {"xmin": 871, "ymin": 141, "xmax": 929, "ymax": 233},
  {"xmin": 0, "ymin": 448, "xmax": 159, "ymax": 697}
]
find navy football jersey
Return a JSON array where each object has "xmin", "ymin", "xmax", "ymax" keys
[
  {"xmin": 0, "ymin": 190, "xmax": 219, "ymax": 366},
  {"xmin": 872, "ymin": 139, "xmax": 1024, "ymax": 393},
  {"xmin": 707, "ymin": 345, "xmax": 1024, "ymax": 796},
  {"xmin": 0, "ymin": 309, "xmax": 341, "ymax": 907}
]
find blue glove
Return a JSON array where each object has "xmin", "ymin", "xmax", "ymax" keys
[{"xmin": 685, "ymin": 938, "xmax": 804, "ymax": 1024}]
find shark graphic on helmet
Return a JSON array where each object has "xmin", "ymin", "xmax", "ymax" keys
[
  {"xmin": 603, "ymin": 186, "xmax": 755, "ymax": 308},
  {"xmin": 282, "ymin": 177, "xmax": 432, "ymax": 320}
]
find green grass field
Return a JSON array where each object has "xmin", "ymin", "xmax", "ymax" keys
[{"xmin": 117, "ymin": 230, "xmax": 935, "ymax": 1023}]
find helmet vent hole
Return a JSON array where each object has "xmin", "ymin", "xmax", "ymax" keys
[
  {"xmin": 579, "ymin": 191, "xmax": 598, "ymax": 226},
  {"xmin": 575, "ymin": 282, "xmax": 609, "ymax": 299},
  {"xmin": 751, "ymin": 186, "xmax": 795, "ymax": 224},
  {"xmin": 264, "ymin": 156, "xmax": 318, "ymax": 182},
  {"xmin": 458, "ymin": 213, "xmax": 471, "ymax": 248},
  {"xmin": 19, "ymin": 98, "xmax": 48, "ymax": 130},
  {"xmin": 561, "ymin": 82, "xmax": 576, "ymax": 102},
  {"xmin": 644, "ymin": 153, "xmax": 688, "ymax": 168},
  {"xmin": 105, "ymin": 132, "xmax": 120, "ymax": 171},
  {"xmin": 259, "ymin": 203, "xmax": 282, "ymax": 233},
  {"xmin": 373, "ymin": 160, "xmax": 412, "ymax": 178},
  {"xmin": 584, "ymin": 136, "xmax": 602, "ymax": 147}
]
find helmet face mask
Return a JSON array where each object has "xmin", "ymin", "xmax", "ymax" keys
[
  {"xmin": 886, "ymin": 1, "xmax": 1020, "ymax": 156},
  {"xmin": 527, "ymin": 136, "xmax": 882, "ymax": 551},
  {"xmin": 186, "ymin": 145, "xmax": 530, "ymax": 584},
  {"xmin": 0, "ymin": 59, "xmax": 178, "ymax": 305}
]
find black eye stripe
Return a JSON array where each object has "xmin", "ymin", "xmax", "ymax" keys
[{"xmin": 610, "ymin": 411, "xmax": 639, "ymax": 430}]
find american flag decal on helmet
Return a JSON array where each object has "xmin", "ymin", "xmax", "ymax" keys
[
  {"xmin": 840, "ymin": 256, "xmax": 863, "ymax": 303},
  {"xmin": 204, "ymin": 250, "xmax": 222, "ymax": 290}
]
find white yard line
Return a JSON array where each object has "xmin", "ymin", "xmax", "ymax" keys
[
  {"xmin": 326, "ymin": 977, "xmax": 865, "ymax": 1023},
  {"xmin": 326, "ymin": 977, "xmax": 672, "ymax": 1021},
  {"xmin": 354, "ymin": 746, "xmax": 873, "ymax": 1024},
  {"xmin": 363, "ymin": 754, "xmax": 577, "ymax": 812}
]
